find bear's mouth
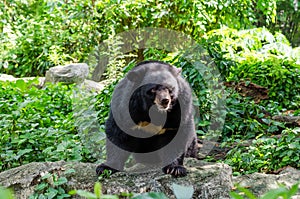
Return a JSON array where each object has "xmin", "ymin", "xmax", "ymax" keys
[{"xmin": 156, "ymin": 103, "xmax": 172, "ymax": 112}]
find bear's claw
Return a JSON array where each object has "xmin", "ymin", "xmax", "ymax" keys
[{"xmin": 162, "ymin": 165, "xmax": 187, "ymax": 177}]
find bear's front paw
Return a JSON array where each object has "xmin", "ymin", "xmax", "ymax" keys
[
  {"xmin": 162, "ymin": 165, "xmax": 187, "ymax": 177},
  {"xmin": 96, "ymin": 164, "xmax": 119, "ymax": 177}
]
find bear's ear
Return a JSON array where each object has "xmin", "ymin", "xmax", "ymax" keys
[
  {"xmin": 126, "ymin": 67, "xmax": 145, "ymax": 82},
  {"xmin": 172, "ymin": 67, "xmax": 182, "ymax": 76}
]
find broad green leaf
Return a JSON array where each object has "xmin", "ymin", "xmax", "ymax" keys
[
  {"xmin": 35, "ymin": 183, "xmax": 48, "ymax": 191},
  {"xmin": 15, "ymin": 79, "xmax": 26, "ymax": 91},
  {"xmin": 17, "ymin": 149, "xmax": 33, "ymax": 157},
  {"xmin": 94, "ymin": 182, "xmax": 102, "ymax": 198},
  {"xmin": 68, "ymin": 190, "xmax": 77, "ymax": 195},
  {"xmin": 236, "ymin": 186, "xmax": 256, "ymax": 199},
  {"xmin": 287, "ymin": 183, "xmax": 300, "ymax": 197},
  {"xmin": 260, "ymin": 186, "xmax": 288, "ymax": 199},
  {"xmin": 41, "ymin": 173, "xmax": 52, "ymax": 180},
  {"xmin": 172, "ymin": 183, "xmax": 194, "ymax": 199},
  {"xmin": 0, "ymin": 187, "xmax": 14, "ymax": 199},
  {"xmin": 53, "ymin": 177, "xmax": 68, "ymax": 186},
  {"xmin": 45, "ymin": 187, "xmax": 58, "ymax": 199},
  {"xmin": 132, "ymin": 192, "xmax": 168, "ymax": 199}
]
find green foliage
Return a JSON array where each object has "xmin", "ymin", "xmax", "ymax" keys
[
  {"xmin": 69, "ymin": 182, "xmax": 169, "ymax": 199},
  {"xmin": 204, "ymin": 27, "xmax": 300, "ymax": 109},
  {"xmin": 29, "ymin": 169, "xmax": 74, "ymax": 199},
  {"xmin": 98, "ymin": 30, "xmax": 136, "ymax": 82},
  {"xmin": 0, "ymin": 187, "xmax": 14, "ymax": 199},
  {"xmin": 95, "ymin": 82, "xmax": 117, "ymax": 126},
  {"xmin": 171, "ymin": 183, "xmax": 194, "ymax": 199},
  {"xmin": 97, "ymin": 169, "xmax": 113, "ymax": 181},
  {"xmin": 132, "ymin": 192, "xmax": 168, "ymax": 199},
  {"xmin": 269, "ymin": 0, "xmax": 300, "ymax": 47},
  {"xmin": 225, "ymin": 128, "xmax": 300, "ymax": 174},
  {"xmin": 69, "ymin": 182, "xmax": 119, "ymax": 199},
  {"xmin": 0, "ymin": 80, "xmax": 95, "ymax": 171},
  {"xmin": 229, "ymin": 54, "xmax": 300, "ymax": 109},
  {"xmin": 223, "ymin": 90, "xmax": 286, "ymax": 139},
  {"xmin": 0, "ymin": 0, "xmax": 277, "ymax": 77},
  {"xmin": 0, "ymin": 0, "xmax": 100, "ymax": 77},
  {"xmin": 168, "ymin": 45, "xmax": 287, "ymax": 141},
  {"xmin": 230, "ymin": 183, "xmax": 300, "ymax": 199}
]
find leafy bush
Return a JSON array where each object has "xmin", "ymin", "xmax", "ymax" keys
[
  {"xmin": 230, "ymin": 56, "xmax": 300, "ymax": 109},
  {"xmin": 0, "ymin": 80, "xmax": 95, "ymax": 171},
  {"xmin": 0, "ymin": 0, "xmax": 277, "ymax": 77},
  {"xmin": 223, "ymin": 90, "xmax": 286, "ymax": 139},
  {"xmin": 225, "ymin": 128, "xmax": 300, "ymax": 174},
  {"xmin": 204, "ymin": 27, "xmax": 300, "ymax": 109},
  {"xmin": 29, "ymin": 169, "xmax": 74, "ymax": 199},
  {"xmin": 0, "ymin": 0, "xmax": 100, "ymax": 77}
]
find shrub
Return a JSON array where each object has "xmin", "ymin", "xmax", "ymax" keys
[
  {"xmin": 0, "ymin": 80, "xmax": 95, "ymax": 171},
  {"xmin": 0, "ymin": 0, "xmax": 100, "ymax": 77},
  {"xmin": 225, "ymin": 127, "xmax": 300, "ymax": 174},
  {"xmin": 204, "ymin": 27, "xmax": 300, "ymax": 109},
  {"xmin": 223, "ymin": 90, "xmax": 286, "ymax": 139},
  {"xmin": 230, "ymin": 55, "xmax": 300, "ymax": 109},
  {"xmin": 0, "ymin": 0, "xmax": 277, "ymax": 77}
]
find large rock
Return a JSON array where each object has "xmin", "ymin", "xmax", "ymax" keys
[
  {"xmin": 0, "ymin": 74, "xmax": 16, "ymax": 81},
  {"xmin": 1, "ymin": 63, "xmax": 108, "ymax": 92},
  {"xmin": 233, "ymin": 166, "xmax": 300, "ymax": 198},
  {"xmin": 0, "ymin": 159, "xmax": 233, "ymax": 199},
  {"xmin": 82, "ymin": 79, "xmax": 107, "ymax": 93},
  {"xmin": 45, "ymin": 63, "xmax": 89, "ymax": 85},
  {"xmin": 0, "ymin": 74, "xmax": 45, "ymax": 88},
  {"xmin": 102, "ymin": 159, "xmax": 233, "ymax": 199},
  {"xmin": 0, "ymin": 161, "xmax": 96, "ymax": 199}
]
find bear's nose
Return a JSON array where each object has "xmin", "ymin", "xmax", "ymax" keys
[{"xmin": 161, "ymin": 98, "xmax": 170, "ymax": 105}]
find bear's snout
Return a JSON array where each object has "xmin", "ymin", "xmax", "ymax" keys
[
  {"xmin": 152, "ymin": 86, "xmax": 173, "ymax": 111},
  {"xmin": 161, "ymin": 98, "xmax": 170, "ymax": 106}
]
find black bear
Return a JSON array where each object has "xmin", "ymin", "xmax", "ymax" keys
[{"xmin": 96, "ymin": 60, "xmax": 198, "ymax": 177}]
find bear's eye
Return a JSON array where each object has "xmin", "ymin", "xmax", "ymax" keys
[
  {"xmin": 168, "ymin": 87, "xmax": 175, "ymax": 93},
  {"xmin": 170, "ymin": 93, "xmax": 175, "ymax": 99},
  {"xmin": 146, "ymin": 88, "xmax": 156, "ymax": 96}
]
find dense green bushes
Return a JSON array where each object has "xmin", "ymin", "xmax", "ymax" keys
[
  {"xmin": 195, "ymin": 27, "xmax": 300, "ymax": 174},
  {"xmin": 0, "ymin": 0, "xmax": 100, "ymax": 77},
  {"xmin": 232, "ymin": 56, "xmax": 300, "ymax": 109},
  {"xmin": 204, "ymin": 27, "xmax": 300, "ymax": 109},
  {"xmin": 226, "ymin": 128, "xmax": 300, "ymax": 174},
  {"xmin": 0, "ymin": 0, "xmax": 278, "ymax": 77},
  {"xmin": 0, "ymin": 80, "xmax": 95, "ymax": 171}
]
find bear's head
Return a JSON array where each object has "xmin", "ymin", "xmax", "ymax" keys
[
  {"xmin": 148, "ymin": 84, "xmax": 174, "ymax": 112},
  {"xmin": 127, "ymin": 61, "xmax": 181, "ymax": 112}
]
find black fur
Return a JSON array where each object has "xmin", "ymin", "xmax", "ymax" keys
[{"xmin": 96, "ymin": 61, "xmax": 198, "ymax": 177}]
